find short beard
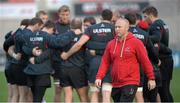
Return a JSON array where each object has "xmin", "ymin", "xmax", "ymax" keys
[
  {"xmin": 117, "ymin": 33, "xmax": 123, "ymax": 38},
  {"xmin": 117, "ymin": 32, "xmax": 128, "ymax": 40}
]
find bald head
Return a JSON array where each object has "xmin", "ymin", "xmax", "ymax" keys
[
  {"xmin": 116, "ymin": 18, "xmax": 129, "ymax": 28},
  {"xmin": 70, "ymin": 18, "xmax": 82, "ymax": 29},
  {"xmin": 115, "ymin": 18, "xmax": 129, "ymax": 37}
]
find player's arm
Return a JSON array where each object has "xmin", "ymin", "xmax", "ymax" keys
[
  {"xmin": 31, "ymin": 49, "xmax": 51, "ymax": 64},
  {"xmin": 34, "ymin": 49, "xmax": 51, "ymax": 63},
  {"xmin": 3, "ymin": 33, "xmax": 14, "ymax": 52},
  {"xmin": 61, "ymin": 34, "xmax": 90, "ymax": 60},
  {"xmin": 21, "ymin": 45, "xmax": 34, "ymax": 56},
  {"xmin": 149, "ymin": 25, "xmax": 161, "ymax": 43},
  {"xmin": 47, "ymin": 33, "xmax": 73, "ymax": 49},
  {"xmin": 8, "ymin": 45, "xmax": 21, "ymax": 60},
  {"xmin": 146, "ymin": 36, "xmax": 159, "ymax": 64}
]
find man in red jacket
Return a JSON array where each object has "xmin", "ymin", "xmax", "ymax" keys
[{"xmin": 95, "ymin": 18, "xmax": 156, "ymax": 102}]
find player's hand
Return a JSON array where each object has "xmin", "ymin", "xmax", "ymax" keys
[
  {"xmin": 95, "ymin": 79, "xmax": 102, "ymax": 88},
  {"xmin": 14, "ymin": 53, "xmax": 22, "ymax": 60},
  {"xmin": 74, "ymin": 29, "xmax": 82, "ymax": 35},
  {"xmin": 148, "ymin": 80, "xmax": 156, "ymax": 90},
  {"xmin": 89, "ymin": 50, "xmax": 96, "ymax": 56},
  {"xmin": 32, "ymin": 47, "xmax": 42, "ymax": 56},
  {"xmin": 60, "ymin": 52, "xmax": 69, "ymax": 60},
  {"xmin": 29, "ymin": 57, "xmax": 35, "ymax": 64}
]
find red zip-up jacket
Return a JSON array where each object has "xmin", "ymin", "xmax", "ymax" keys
[{"xmin": 96, "ymin": 32, "xmax": 155, "ymax": 88}]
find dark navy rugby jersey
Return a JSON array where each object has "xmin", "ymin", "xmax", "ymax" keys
[
  {"xmin": 53, "ymin": 21, "xmax": 70, "ymax": 63},
  {"xmin": 23, "ymin": 31, "xmax": 52, "ymax": 75},
  {"xmin": 55, "ymin": 21, "xmax": 70, "ymax": 35},
  {"xmin": 7, "ymin": 28, "xmax": 33, "ymax": 65},
  {"xmin": 149, "ymin": 19, "xmax": 168, "ymax": 44},
  {"xmin": 60, "ymin": 31, "xmax": 86, "ymax": 69},
  {"xmin": 129, "ymin": 26, "xmax": 159, "ymax": 64},
  {"xmin": 129, "ymin": 26, "xmax": 148, "ymax": 45},
  {"xmin": 15, "ymin": 28, "xmax": 33, "ymax": 53},
  {"xmin": 23, "ymin": 30, "xmax": 76, "ymax": 75},
  {"xmin": 84, "ymin": 22, "xmax": 115, "ymax": 50},
  {"xmin": 22, "ymin": 30, "xmax": 75, "ymax": 56},
  {"xmin": 149, "ymin": 19, "xmax": 172, "ymax": 56}
]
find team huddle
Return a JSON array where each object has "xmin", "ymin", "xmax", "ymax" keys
[{"xmin": 3, "ymin": 5, "xmax": 174, "ymax": 103}]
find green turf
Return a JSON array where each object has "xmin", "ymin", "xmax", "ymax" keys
[
  {"xmin": 0, "ymin": 69, "xmax": 180, "ymax": 102},
  {"xmin": 170, "ymin": 69, "xmax": 180, "ymax": 102},
  {"xmin": 0, "ymin": 71, "xmax": 8, "ymax": 102}
]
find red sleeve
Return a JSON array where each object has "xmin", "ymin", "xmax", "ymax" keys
[
  {"xmin": 135, "ymin": 40, "xmax": 155, "ymax": 80},
  {"xmin": 96, "ymin": 42, "xmax": 112, "ymax": 80}
]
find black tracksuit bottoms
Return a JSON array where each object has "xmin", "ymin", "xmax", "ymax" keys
[{"xmin": 158, "ymin": 56, "xmax": 174, "ymax": 102}]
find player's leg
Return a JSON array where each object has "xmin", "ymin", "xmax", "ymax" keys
[
  {"xmin": 156, "ymin": 93, "xmax": 161, "ymax": 103},
  {"xmin": 53, "ymin": 67, "xmax": 62, "ymax": 102},
  {"xmin": 11, "ymin": 64, "xmax": 19, "ymax": 102},
  {"xmin": 102, "ymin": 83, "xmax": 112, "ymax": 103},
  {"xmin": 135, "ymin": 87, "xmax": 144, "ymax": 103},
  {"xmin": 101, "ymin": 67, "xmax": 112, "ymax": 103},
  {"xmin": 4, "ymin": 64, "xmax": 13, "ymax": 102},
  {"xmin": 89, "ymin": 83, "xmax": 101, "ymax": 102},
  {"xmin": 59, "ymin": 68, "xmax": 73, "ymax": 102},
  {"xmin": 27, "ymin": 88, "xmax": 33, "ymax": 102},
  {"xmin": 31, "ymin": 86, "xmax": 47, "ymax": 102},
  {"xmin": 159, "ymin": 56, "xmax": 174, "ymax": 102},
  {"xmin": 16, "ymin": 65, "xmax": 28, "ymax": 102},
  {"xmin": 11, "ymin": 84, "xmax": 19, "ymax": 102},
  {"xmin": 7, "ymin": 84, "xmax": 13, "ymax": 102},
  {"xmin": 88, "ymin": 56, "xmax": 102, "ymax": 102},
  {"xmin": 18, "ymin": 86, "xmax": 29, "ymax": 102},
  {"xmin": 53, "ymin": 79, "xmax": 62, "ymax": 102},
  {"xmin": 135, "ymin": 68, "xmax": 144, "ymax": 103},
  {"xmin": 70, "ymin": 68, "xmax": 89, "ymax": 102},
  {"xmin": 63, "ymin": 86, "xmax": 73, "ymax": 102},
  {"xmin": 76, "ymin": 86, "xmax": 89, "ymax": 102}
]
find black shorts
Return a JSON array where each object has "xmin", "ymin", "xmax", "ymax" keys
[
  {"xmin": 27, "ymin": 74, "xmax": 51, "ymax": 87},
  {"xmin": 159, "ymin": 56, "xmax": 173, "ymax": 80},
  {"xmin": 111, "ymin": 85, "xmax": 138, "ymax": 102},
  {"xmin": 88, "ymin": 55, "xmax": 111, "ymax": 83},
  {"xmin": 51, "ymin": 62, "xmax": 61, "ymax": 79},
  {"xmin": 4, "ymin": 62, "xmax": 13, "ymax": 84},
  {"xmin": 59, "ymin": 67, "xmax": 88, "ymax": 89},
  {"xmin": 11, "ymin": 63, "xmax": 27, "ymax": 86},
  {"xmin": 143, "ymin": 86, "xmax": 158, "ymax": 102}
]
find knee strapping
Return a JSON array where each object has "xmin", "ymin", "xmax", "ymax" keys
[{"xmin": 102, "ymin": 83, "xmax": 112, "ymax": 92}]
